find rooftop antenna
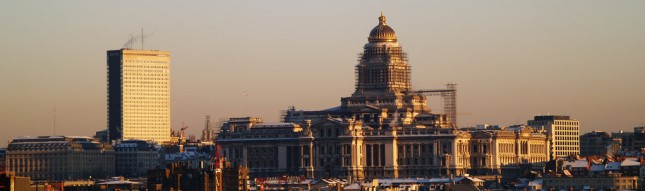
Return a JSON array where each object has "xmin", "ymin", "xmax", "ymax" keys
[
  {"xmin": 141, "ymin": 28, "xmax": 144, "ymax": 50},
  {"xmin": 122, "ymin": 33, "xmax": 138, "ymax": 49},
  {"xmin": 53, "ymin": 107, "xmax": 56, "ymax": 136}
]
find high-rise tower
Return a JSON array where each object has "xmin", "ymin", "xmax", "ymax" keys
[{"xmin": 107, "ymin": 49, "xmax": 171, "ymax": 144}]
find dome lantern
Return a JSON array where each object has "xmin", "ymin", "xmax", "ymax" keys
[{"xmin": 368, "ymin": 13, "xmax": 397, "ymax": 43}]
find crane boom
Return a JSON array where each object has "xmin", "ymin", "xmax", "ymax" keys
[{"xmin": 404, "ymin": 83, "xmax": 457, "ymax": 128}]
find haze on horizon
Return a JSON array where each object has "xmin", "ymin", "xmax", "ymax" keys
[{"xmin": 1, "ymin": 1, "xmax": 644, "ymax": 147}]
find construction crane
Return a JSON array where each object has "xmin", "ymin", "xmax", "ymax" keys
[
  {"xmin": 180, "ymin": 126, "xmax": 189, "ymax": 140},
  {"xmin": 405, "ymin": 83, "xmax": 457, "ymax": 128},
  {"xmin": 178, "ymin": 126, "xmax": 189, "ymax": 153}
]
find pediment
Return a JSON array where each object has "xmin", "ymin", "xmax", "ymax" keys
[
  {"xmin": 357, "ymin": 105, "xmax": 381, "ymax": 112},
  {"xmin": 311, "ymin": 118, "xmax": 343, "ymax": 129}
]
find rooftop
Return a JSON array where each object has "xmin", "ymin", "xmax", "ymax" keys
[{"xmin": 533, "ymin": 115, "xmax": 571, "ymax": 121}]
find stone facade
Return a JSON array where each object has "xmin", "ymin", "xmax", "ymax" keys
[
  {"xmin": 469, "ymin": 126, "xmax": 549, "ymax": 179},
  {"xmin": 217, "ymin": 14, "xmax": 550, "ymax": 181},
  {"xmin": 217, "ymin": 118, "xmax": 549, "ymax": 180},
  {"xmin": 5, "ymin": 136, "xmax": 115, "ymax": 181}
]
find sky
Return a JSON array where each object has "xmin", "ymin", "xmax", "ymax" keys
[{"xmin": 1, "ymin": 1, "xmax": 644, "ymax": 147}]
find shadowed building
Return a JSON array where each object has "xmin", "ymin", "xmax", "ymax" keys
[
  {"xmin": 107, "ymin": 49, "xmax": 171, "ymax": 144},
  {"xmin": 580, "ymin": 131, "xmax": 619, "ymax": 157},
  {"xmin": 115, "ymin": 140, "xmax": 160, "ymax": 178},
  {"xmin": 148, "ymin": 161, "xmax": 226, "ymax": 191},
  {"xmin": 0, "ymin": 149, "xmax": 5, "ymax": 171},
  {"xmin": 5, "ymin": 136, "xmax": 115, "ymax": 181},
  {"xmin": 612, "ymin": 126, "xmax": 645, "ymax": 151},
  {"xmin": 612, "ymin": 130, "xmax": 634, "ymax": 151}
]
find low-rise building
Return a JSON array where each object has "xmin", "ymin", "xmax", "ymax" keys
[
  {"xmin": 222, "ymin": 163, "xmax": 250, "ymax": 191},
  {"xmin": 5, "ymin": 136, "xmax": 115, "ymax": 181},
  {"xmin": 96, "ymin": 177, "xmax": 144, "ymax": 190},
  {"xmin": 547, "ymin": 157, "xmax": 643, "ymax": 190},
  {"xmin": 0, "ymin": 148, "xmax": 6, "ymax": 170},
  {"xmin": 0, "ymin": 170, "xmax": 47, "ymax": 191},
  {"xmin": 528, "ymin": 115, "xmax": 580, "ymax": 160},
  {"xmin": 613, "ymin": 130, "xmax": 634, "ymax": 151},
  {"xmin": 469, "ymin": 125, "xmax": 549, "ymax": 179},
  {"xmin": 580, "ymin": 131, "xmax": 617, "ymax": 156},
  {"xmin": 115, "ymin": 140, "xmax": 160, "ymax": 178},
  {"xmin": 633, "ymin": 127, "xmax": 645, "ymax": 150},
  {"xmin": 612, "ymin": 126, "xmax": 645, "ymax": 152},
  {"xmin": 163, "ymin": 150, "xmax": 213, "ymax": 169},
  {"xmin": 620, "ymin": 157, "xmax": 642, "ymax": 176},
  {"xmin": 542, "ymin": 174, "xmax": 638, "ymax": 190},
  {"xmin": 148, "ymin": 161, "xmax": 224, "ymax": 191}
]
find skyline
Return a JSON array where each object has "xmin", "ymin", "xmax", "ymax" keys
[{"xmin": 2, "ymin": 1, "xmax": 645, "ymax": 146}]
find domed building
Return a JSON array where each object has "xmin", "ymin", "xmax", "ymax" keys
[
  {"xmin": 217, "ymin": 14, "xmax": 550, "ymax": 181},
  {"xmin": 286, "ymin": 13, "xmax": 449, "ymax": 130}
]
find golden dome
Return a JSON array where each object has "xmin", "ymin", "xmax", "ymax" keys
[{"xmin": 368, "ymin": 13, "xmax": 397, "ymax": 43}]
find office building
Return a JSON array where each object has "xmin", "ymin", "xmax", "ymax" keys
[
  {"xmin": 612, "ymin": 126, "xmax": 645, "ymax": 151},
  {"xmin": 107, "ymin": 49, "xmax": 171, "ymax": 144},
  {"xmin": 632, "ymin": 126, "xmax": 645, "ymax": 150},
  {"xmin": 5, "ymin": 136, "xmax": 115, "ymax": 181},
  {"xmin": 612, "ymin": 130, "xmax": 634, "ymax": 151},
  {"xmin": 528, "ymin": 115, "xmax": 580, "ymax": 159},
  {"xmin": 114, "ymin": 140, "xmax": 160, "ymax": 178},
  {"xmin": 580, "ymin": 131, "xmax": 619, "ymax": 157}
]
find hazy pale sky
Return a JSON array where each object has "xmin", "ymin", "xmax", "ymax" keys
[{"xmin": 1, "ymin": 1, "xmax": 645, "ymax": 146}]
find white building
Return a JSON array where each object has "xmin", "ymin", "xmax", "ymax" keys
[
  {"xmin": 528, "ymin": 115, "xmax": 580, "ymax": 159},
  {"xmin": 107, "ymin": 49, "xmax": 171, "ymax": 144}
]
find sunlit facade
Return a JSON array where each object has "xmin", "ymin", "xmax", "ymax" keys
[
  {"xmin": 217, "ymin": 14, "xmax": 551, "ymax": 180},
  {"xmin": 528, "ymin": 115, "xmax": 580, "ymax": 159},
  {"xmin": 107, "ymin": 49, "xmax": 171, "ymax": 144}
]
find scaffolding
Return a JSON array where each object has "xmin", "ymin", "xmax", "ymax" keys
[
  {"xmin": 406, "ymin": 83, "xmax": 457, "ymax": 128},
  {"xmin": 355, "ymin": 46, "xmax": 411, "ymax": 92}
]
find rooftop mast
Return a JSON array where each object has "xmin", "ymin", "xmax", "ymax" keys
[{"xmin": 141, "ymin": 28, "xmax": 144, "ymax": 50}]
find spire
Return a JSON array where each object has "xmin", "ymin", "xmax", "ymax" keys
[{"xmin": 379, "ymin": 12, "xmax": 387, "ymax": 25}]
